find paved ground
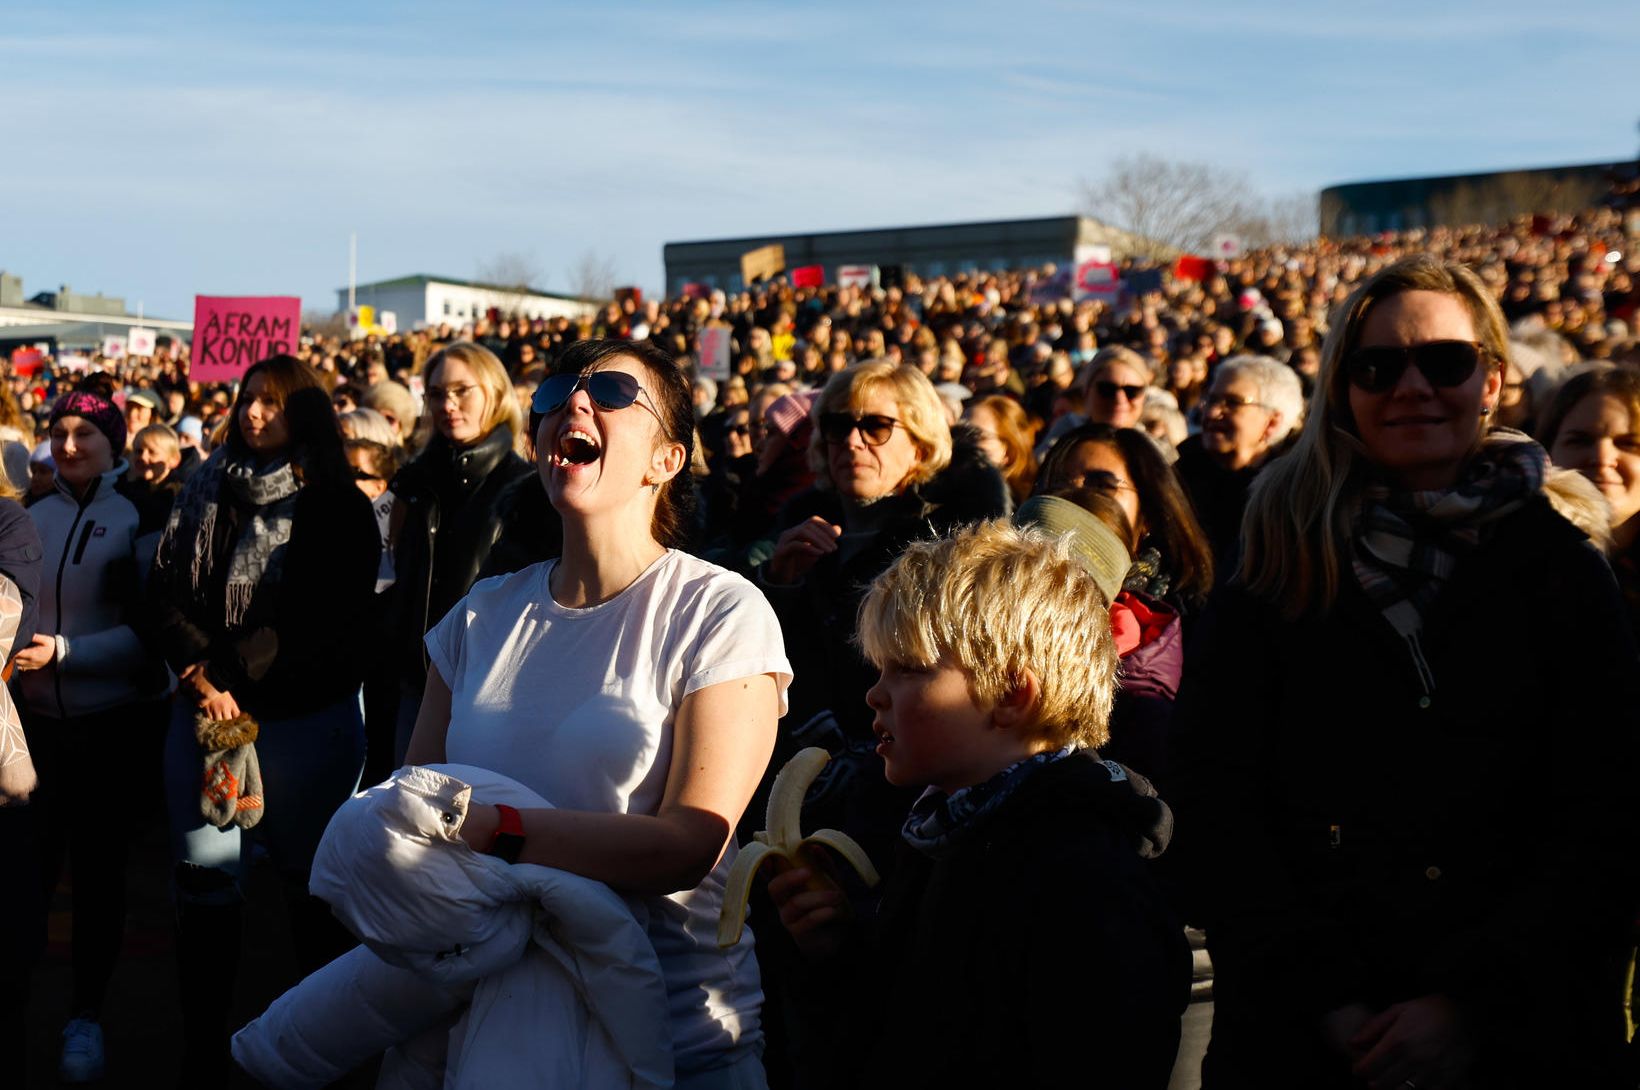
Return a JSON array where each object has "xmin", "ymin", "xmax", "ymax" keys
[{"xmin": 25, "ymin": 810, "xmax": 306, "ymax": 1089}]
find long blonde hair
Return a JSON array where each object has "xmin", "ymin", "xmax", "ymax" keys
[
  {"xmin": 413, "ymin": 342, "xmax": 525, "ymax": 453},
  {"xmin": 1239, "ymin": 255, "xmax": 1510, "ymax": 617}
]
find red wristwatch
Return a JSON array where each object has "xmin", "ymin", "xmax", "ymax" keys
[{"xmin": 485, "ymin": 804, "xmax": 525, "ymax": 864}]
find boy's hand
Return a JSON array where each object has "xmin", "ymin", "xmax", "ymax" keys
[{"xmin": 767, "ymin": 865, "xmax": 850, "ymax": 960}]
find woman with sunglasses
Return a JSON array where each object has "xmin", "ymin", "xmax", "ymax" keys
[
  {"xmin": 1170, "ymin": 256, "xmax": 1640, "ymax": 1088},
  {"xmin": 1035, "ymin": 345, "xmax": 1154, "ymax": 457},
  {"xmin": 386, "ymin": 342, "xmax": 533, "ymax": 765},
  {"xmin": 759, "ymin": 362, "xmax": 1007, "ymax": 875},
  {"xmin": 403, "ymin": 339, "xmax": 789, "ymax": 1088}
]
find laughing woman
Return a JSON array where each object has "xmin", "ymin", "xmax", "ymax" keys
[
  {"xmin": 405, "ymin": 339, "xmax": 790, "ymax": 1089},
  {"xmin": 1170, "ymin": 256, "xmax": 1640, "ymax": 1089}
]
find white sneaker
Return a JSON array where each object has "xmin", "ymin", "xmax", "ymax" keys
[{"xmin": 59, "ymin": 1017, "xmax": 105, "ymax": 1083}]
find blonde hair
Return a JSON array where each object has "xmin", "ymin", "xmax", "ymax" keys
[
  {"xmin": 415, "ymin": 342, "xmax": 526, "ymax": 453},
  {"xmin": 1240, "ymin": 255, "xmax": 1510, "ymax": 617},
  {"xmin": 133, "ymin": 422, "xmax": 180, "ymax": 460},
  {"xmin": 809, "ymin": 360, "xmax": 953, "ymax": 490},
  {"xmin": 856, "ymin": 520, "xmax": 1118, "ymax": 749}
]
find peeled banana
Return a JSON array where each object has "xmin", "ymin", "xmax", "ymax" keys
[{"xmin": 716, "ymin": 747, "xmax": 880, "ymax": 948}]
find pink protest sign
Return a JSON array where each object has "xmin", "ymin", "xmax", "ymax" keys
[{"xmin": 190, "ymin": 296, "xmax": 301, "ymax": 384}]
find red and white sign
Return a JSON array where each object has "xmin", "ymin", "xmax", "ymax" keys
[
  {"xmin": 697, "ymin": 326, "xmax": 732, "ymax": 383},
  {"xmin": 102, "ymin": 336, "xmax": 127, "ymax": 359},
  {"xmin": 836, "ymin": 265, "xmax": 877, "ymax": 289},
  {"xmin": 1211, "ymin": 233, "xmax": 1244, "ymax": 259},
  {"xmin": 1073, "ymin": 259, "xmax": 1122, "ymax": 303},
  {"xmin": 127, "ymin": 327, "xmax": 157, "ymax": 356}
]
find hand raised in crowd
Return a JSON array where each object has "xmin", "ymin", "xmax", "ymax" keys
[
  {"xmin": 180, "ymin": 661, "xmax": 241, "ymax": 722},
  {"xmin": 1349, "ymin": 995, "xmax": 1472, "ymax": 1090},
  {"xmin": 765, "ymin": 864, "xmax": 851, "ymax": 961},
  {"xmin": 767, "ymin": 517, "xmax": 841, "ymax": 585},
  {"xmin": 10, "ymin": 634, "xmax": 56, "ymax": 672}
]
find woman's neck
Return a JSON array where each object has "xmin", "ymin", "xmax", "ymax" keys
[{"xmin": 551, "ymin": 512, "xmax": 666, "ymax": 608}]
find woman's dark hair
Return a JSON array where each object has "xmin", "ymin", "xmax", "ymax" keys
[
  {"xmin": 1036, "ymin": 423, "xmax": 1214, "ymax": 605},
  {"xmin": 284, "ymin": 386, "xmax": 352, "ymax": 491},
  {"xmin": 539, "ymin": 338, "xmax": 697, "ymax": 550},
  {"xmin": 1535, "ymin": 363, "xmax": 1640, "ymax": 452},
  {"xmin": 225, "ymin": 355, "xmax": 326, "ymax": 459}
]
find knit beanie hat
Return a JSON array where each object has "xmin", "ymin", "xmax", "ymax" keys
[{"xmin": 49, "ymin": 391, "xmax": 126, "ymax": 454}]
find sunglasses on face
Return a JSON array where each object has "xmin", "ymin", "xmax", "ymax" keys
[
  {"xmin": 818, "ymin": 411, "xmax": 902, "ymax": 447},
  {"xmin": 531, "ymin": 369, "xmax": 655, "ymax": 416},
  {"xmin": 1094, "ymin": 381, "xmax": 1145, "ymax": 402},
  {"xmin": 727, "ymin": 423, "xmax": 750, "ymax": 437},
  {"xmin": 1344, "ymin": 341, "xmax": 1487, "ymax": 394}
]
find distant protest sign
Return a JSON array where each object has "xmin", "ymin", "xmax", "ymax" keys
[
  {"xmin": 60, "ymin": 353, "xmax": 90, "ymax": 374},
  {"xmin": 740, "ymin": 244, "xmax": 785, "ymax": 285},
  {"xmin": 697, "ymin": 325, "xmax": 732, "ymax": 382},
  {"xmin": 102, "ymin": 336, "xmax": 127, "ymax": 359},
  {"xmin": 1073, "ymin": 259, "xmax": 1122, "ymax": 303},
  {"xmin": 791, "ymin": 265, "xmax": 824, "ymax": 289},
  {"xmin": 127, "ymin": 327, "xmax": 157, "ymax": 356},
  {"xmin": 836, "ymin": 265, "xmax": 877, "ymax": 289},
  {"xmin": 191, "ymin": 296, "xmax": 301, "ymax": 384},
  {"xmin": 1212, "ymin": 233, "xmax": 1244, "ymax": 259}
]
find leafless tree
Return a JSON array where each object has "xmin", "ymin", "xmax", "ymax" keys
[
  {"xmin": 471, "ymin": 252, "xmax": 545, "ymax": 320},
  {"xmin": 565, "ymin": 249, "xmax": 620, "ymax": 302},
  {"xmin": 1082, "ymin": 154, "xmax": 1319, "ymax": 256}
]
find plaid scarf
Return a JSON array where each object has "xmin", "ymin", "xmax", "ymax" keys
[{"xmin": 1351, "ymin": 429, "xmax": 1546, "ymax": 692}]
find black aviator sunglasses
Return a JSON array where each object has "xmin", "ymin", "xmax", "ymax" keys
[
  {"xmin": 818, "ymin": 411, "xmax": 903, "ymax": 447},
  {"xmin": 532, "ymin": 370, "xmax": 659, "ymax": 418}
]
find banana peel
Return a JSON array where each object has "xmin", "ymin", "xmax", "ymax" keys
[{"xmin": 717, "ymin": 747, "xmax": 880, "ymax": 948}]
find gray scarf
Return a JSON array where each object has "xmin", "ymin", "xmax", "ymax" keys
[{"xmin": 161, "ymin": 448, "xmax": 301, "ymax": 629}]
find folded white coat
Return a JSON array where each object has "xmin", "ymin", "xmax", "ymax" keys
[{"xmin": 232, "ymin": 764, "xmax": 675, "ymax": 1089}]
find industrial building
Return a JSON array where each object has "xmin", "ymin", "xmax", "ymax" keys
[
  {"xmin": 662, "ymin": 215, "xmax": 1144, "ymax": 295},
  {"xmin": 1320, "ymin": 159, "xmax": 1635, "ymax": 236},
  {"xmin": 0, "ymin": 272, "xmax": 191, "ymax": 353},
  {"xmin": 337, "ymin": 275, "xmax": 599, "ymax": 329}
]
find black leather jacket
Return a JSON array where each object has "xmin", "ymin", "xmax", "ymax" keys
[{"xmin": 389, "ymin": 425, "xmax": 533, "ymax": 685}]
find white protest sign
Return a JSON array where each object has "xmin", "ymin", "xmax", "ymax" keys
[
  {"xmin": 1074, "ymin": 244, "xmax": 1112, "ymax": 266},
  {"xmin": 380, "ymin": 310, "xmax": 398, "ymax": 335},
  {"xmin": 836, "ymin": 265, "xmax": 877, "ymax": 289},
  {"xmin": 697, "ymin": 326, "xmax": 732, "ymax": 382},
  {"xmin": 1211, "ymin": 233, "xmax": 1244, "ymax": 259},
  {"xmin": 60, "ymin": 353, "xmax": 91, "ymax": 374},
  {"xmin": 127, "ymin": 327, "xmax": 157, "ymax": 356},
  {"xmin": 102, "ymin": 336, "xmax": 126, "ymax": 359},
  {"xmin": 1073, "ymin": 259, "xmax": 1122, "ymax": 303}
]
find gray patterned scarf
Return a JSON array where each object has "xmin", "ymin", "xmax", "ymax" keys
[{"xmin": 161, "ymin": 448, "xmax": 301, "ymax": 629}]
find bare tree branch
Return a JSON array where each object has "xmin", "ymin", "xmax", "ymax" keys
[
  {"xmin": 565, "ymin": 250, "xmax": 619, "ymax": 302},
  {"xmin": 1081, "ymin": 153, "xmax": 1317, "ymax": 256}
]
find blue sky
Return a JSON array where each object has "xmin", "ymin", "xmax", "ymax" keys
[{"xmin": 3, "ymin": 1, "xmax": 1634, "ymax": 319}]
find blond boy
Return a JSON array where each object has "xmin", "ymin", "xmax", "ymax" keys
[{"xmin": 768, "ymin": 520, "xmax": 1189, "ymax": 1089}]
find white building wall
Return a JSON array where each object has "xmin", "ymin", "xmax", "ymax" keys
[{"xmin": 339, "ymin": 280, "xmax": 598, "ymax": 329}]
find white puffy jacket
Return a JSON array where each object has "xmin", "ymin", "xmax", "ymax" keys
[{"xmin": 232, "ymin": 764, "xmax": 674, "ymax": 1089}]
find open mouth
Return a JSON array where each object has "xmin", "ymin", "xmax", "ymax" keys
[{"xmin": 549, "ymin": 427, "xmax": 601, "ymax": 468}]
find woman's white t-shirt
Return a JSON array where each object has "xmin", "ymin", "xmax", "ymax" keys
[{"xmin": 426, "ymin": 549, "xmax": 792, "ymax": 1069}]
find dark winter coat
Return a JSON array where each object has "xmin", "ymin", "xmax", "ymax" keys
[
  {"xmin": 793, "ymin": 753, "xmax": 1191, "ymax": 1090},
  {"xmin": 1169, "ymin": 495, "xmax": 1640, "ymax": 1088},
  {"xmin": 145, "ymin": 473, "xmax": 380, "ymax": 720},
  {"xmin": 389, "ymin": 426, "xmax": 532, "ymax": 685},
  {"xmin": 1174, "ymin": 434, "xmax": 1262, "ymax": 585}
]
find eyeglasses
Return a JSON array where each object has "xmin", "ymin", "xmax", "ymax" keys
[
  {"xmin": 532, "ymin": 369, "xmax": 660, "ymax": 420},
  {"xmin": 427, "ymin": 382, "xmax": 481, "ymax": 406},
  {"xmin": 1202, "ymin": 393, "xmax": 1269, "ymax": 414},
  {"xmin": 818, "ymin": 412, "xmax": 903, "ymax": 446},
  {"xmin": 1076, "ymin": 469, "xmax": 1136, "ymax": 494},
  {"xmin": 1344, "ymin": 341, "xmax": 1487, "ymax": 394},
  {"xmin": 727, "ymin": 423, "xmax": 750, "ymax": 437},
  {"xmin": 351, "ymin": 468, "xmax": 383, "ymax": 482},
  {"xmin": 1094, "ymin": 381, "xmax": 1146, "ymax": 402}
]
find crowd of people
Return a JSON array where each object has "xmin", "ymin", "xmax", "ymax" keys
[{"xmin": 1, "ymin": 191, "xmax": 1638, "ymax": 1089}]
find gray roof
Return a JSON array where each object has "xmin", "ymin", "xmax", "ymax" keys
[{"xmin": 341, "ymin": 274, "xmax": 597, "ymax": 303}]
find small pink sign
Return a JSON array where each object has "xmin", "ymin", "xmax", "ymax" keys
[{"xmin": 191, "ymin": 296, "xmax": 301, "ymax": 384}]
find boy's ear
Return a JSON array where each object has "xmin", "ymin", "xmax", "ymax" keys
[{"xmin": 991, "ymin": 668, "xmax": 1041, "ymax": 731}]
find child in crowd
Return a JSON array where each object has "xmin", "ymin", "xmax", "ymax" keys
[
  {"xmin": 122, "ymin": 423, "xmax": 185, "ymax": 537},
  {"xmin": 768, "ymin": 519, "xmax": 1190, "ymax": 1089}
]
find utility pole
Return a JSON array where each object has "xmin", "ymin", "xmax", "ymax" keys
[{"xmin": 348, "ymin": 232, "xmax": 357, "ymax": 313}]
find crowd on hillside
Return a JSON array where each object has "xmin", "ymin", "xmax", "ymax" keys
[{"xmin": 3, "ymin": 190, "xmax": 1639, "ymax": 1089}]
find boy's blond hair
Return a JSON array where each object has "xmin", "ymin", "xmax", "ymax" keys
[
  {"xmin": 134, "ymin": 423, "xmax": 180, "ymax": 460},
  {"xmin": 856, "ymin": 520, "xmax": 1118, "ymax": 749}
]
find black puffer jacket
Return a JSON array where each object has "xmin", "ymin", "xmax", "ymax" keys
[
  {"xmin": 389, "ymin": 426, "xmax": 532, "ymax": 684},
  {"xmin": 1170, "ymin": 496, "xmax": 1640, "ymax": 1088}
]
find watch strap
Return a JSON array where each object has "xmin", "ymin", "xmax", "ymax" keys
[{"xmin": 485, "ymin": 803, "xmax": 525, "ymax": 864}]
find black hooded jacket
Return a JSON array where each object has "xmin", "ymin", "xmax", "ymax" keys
[{"xmin": 789, "ymin": 753, "xmax": 1191, "ymax": 1090}]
